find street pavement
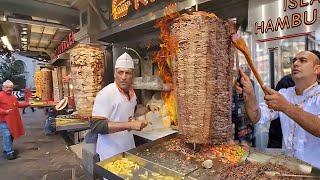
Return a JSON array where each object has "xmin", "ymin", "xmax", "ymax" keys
[{"xmin": 0, "ymin": 108, "xmax": 90, "ymax": 180}]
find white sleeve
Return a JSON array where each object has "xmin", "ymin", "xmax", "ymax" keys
[
  {"xmin": 92, "ymin": 90, "xmax": 114, "ymax": 118},
  {"xmin": 258, "ymin": 102, "xmax": 279, "ymax": 125},
  {"xmin": 314, "ymin": 93, "xmax": 320, "ymax": 117}
]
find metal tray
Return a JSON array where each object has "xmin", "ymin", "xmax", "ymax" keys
[
  {"xmin": 95, "ymin": 152, "xmax": 191, "ymax": 180},
  {"xmin": 30, "ymin": 103, "xmax": 55, "ymax": 108},
  {"xmin": 56, "ymin": 114, "xmax": 106, "ymax": 121},
  {"xmin": 129, "ymin": 133, "xmax": 202, "ymax": 176},
  {"xmin": 55, "ymin": 118, "xmax": 89, "ymax": 131},
  {"xmin": 129, "ymin": 133, "xmax": 320, "ymax": 178}
]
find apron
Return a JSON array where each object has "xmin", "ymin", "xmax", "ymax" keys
[
  {"xmin": 96, "ymin": 131, "xmax": 135, "ymax": 160},
  {"xmin": 0, "ymin": 92, "xmax": 28, "ymax": 139}
]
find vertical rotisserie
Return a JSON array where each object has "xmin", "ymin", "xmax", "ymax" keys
[
  {"xmin": 171, "ymin": 12, "xmax": 235, "ymax": 144},
  {"xmin": 70, "ymin": 44, "xmax": 104, "ymax": 116}
]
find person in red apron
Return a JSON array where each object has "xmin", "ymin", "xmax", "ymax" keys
[{"xmin": 0, "ymin": 80, "xmax": 30, "ymax": 160}]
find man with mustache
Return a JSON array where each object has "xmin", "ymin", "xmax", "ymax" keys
[
  {"xmin": 0, "ymin": 80, "xmax": 30, "ymax": 160},
  {"xmin": 91, "ymin": 52, "xmax": 149, "ymax": 161},
  {"xmin": 235, "ymin": 50, "xmax": 320, "ymax": 168}
]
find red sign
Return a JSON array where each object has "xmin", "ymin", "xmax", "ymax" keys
[
  {"xmin": 252, "ymin": 0, "xmax": 320, "ymax": 42},
  {"xmin": 54, "ymin": 32, "xmax": 75, "ymax": 58}
]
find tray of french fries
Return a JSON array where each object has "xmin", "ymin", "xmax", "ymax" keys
[
  {"xmin": 95, "ymin": 152, "xmax": 188, "ymax": 180},
  {"xmin": 56, "ymin": 114, "xmax": 106, "ymax": 121},
  {"xmin": 55, "ymin": 114, "xmax": 106, "ymax": 131},
  {"xmin": 29, "ymin": 100, "xmax": 56, "ymax": 108}
]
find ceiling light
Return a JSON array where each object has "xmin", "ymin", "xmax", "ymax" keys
[
  {"xmin": 22, "ymin": 27, "xmax": 28, "ymax": 31},
  {"xmin": 38, "ymin": 57, "xmax": 43, "ymax": 60},
  {"xmin": 21, "ymin": 31, "xmax": 28, "ymax": 35},
  {"xmin": 1, "ymin": 36, "xmax": 13, "ymax": 51},
  {"xmin": 21, "ymin": 38, "xmax": 28, "ymax": 41}
]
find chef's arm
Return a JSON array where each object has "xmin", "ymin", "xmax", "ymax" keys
[
  {"xmin": 235, "ymin": 69, "xmax": 261, "ymax": 124},
  {"xmin": 90, "ymin": 119, "xmax": 148, "ymax": 134},
  {"xmin": 262, "ymin": 85, "xmax": 320, "ymax": 137},
  {"xmin": 90, "ymin": 120, "xmax": 109, "ymax": 134},
  {"xmin": 282, "ymin": 104, "xmax": 320, "ymax": 137},
  {"xmin": 243, "ymin": 94, "xmax": 261, "ymax": 124},
  {"xmin": 108, "ymin": 122, "xmax": 134, "ymax": 134}
]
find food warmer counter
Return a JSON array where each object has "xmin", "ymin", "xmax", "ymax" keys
[{"xmin": 95, "ymin": 133, "xmax": 320, "ymax": 179}]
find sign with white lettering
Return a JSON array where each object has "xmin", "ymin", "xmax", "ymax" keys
[
  {"xmin": 249, "ymin": 0, "xmax": 320, "ymax": 42},
  {"xmin": 54, "ymin": 32, "xmax": 75, "ymax": 58}
]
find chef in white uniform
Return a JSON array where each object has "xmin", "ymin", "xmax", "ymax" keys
[
  {"xmin": 236, "ymin": 50, "xmax": 320, "ymax": 168},
  {"xmin": 91, "ymin": 52, "xmax": 149, "ymax": 161}
]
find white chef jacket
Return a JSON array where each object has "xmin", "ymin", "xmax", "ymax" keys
[
  {"xmin": 92, "ymin": 83, "xmax": 137, "ymax": 161},
  {"xmin": 259, "ymin": 82, "xmax": 320, "ymax": 168}
]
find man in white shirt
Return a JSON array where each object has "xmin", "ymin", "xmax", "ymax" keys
[
  {"xmin": 236, "ymin": 50, "xmax": 320, "ymax": 168},
  {"xmin": 91, "ymin": 52, "xmax": 149, "ymax": 161}
]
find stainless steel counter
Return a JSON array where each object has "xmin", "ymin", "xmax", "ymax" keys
[{"xmin": 95, "ymin": 133, "xmax": 320, "ymax": 180}]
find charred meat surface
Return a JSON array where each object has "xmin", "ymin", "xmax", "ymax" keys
[{"xmin": 171, "ymin": 12, "xmax": 235, "ymax": 144}]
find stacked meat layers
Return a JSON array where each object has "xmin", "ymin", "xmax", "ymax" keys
[
  {"xmin": 171, "ymin": 11, "xmax": 235, "ymax": 144},
  {"xmin": 70, "ymin": 44, "xmax": 104, "ymax": 116},
  {"xmin": 52, "ymin": 68, "xmax": 60, "ymax": 102},
  {"xmin": 34, "ymin": 70, "xmax": 42, "ymax": 98},
  {"xmin": 40, "ymin": 68, "xmax": 53, "ymax": 101}
]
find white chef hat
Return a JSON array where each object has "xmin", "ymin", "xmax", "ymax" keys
[
  {"xmin": 115, "ymin": 52, "xmax": 134, "ymax": 69},
  {"xmin": 2, "ymin": 80, "xmax": 14, "ymax": 87}
]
